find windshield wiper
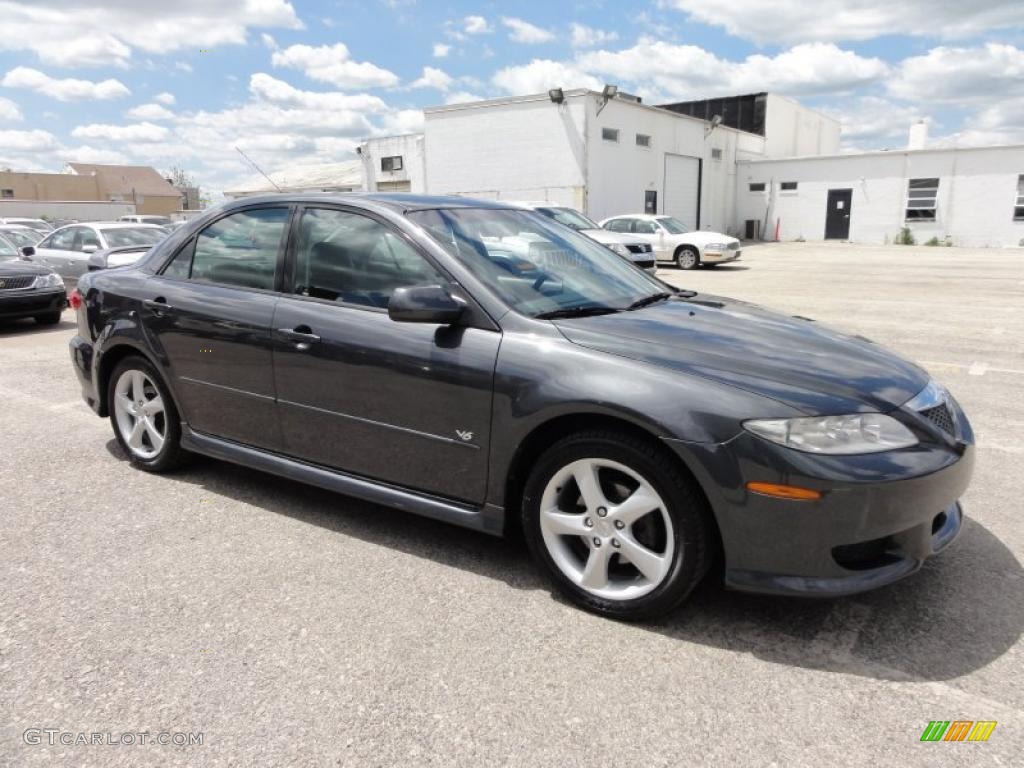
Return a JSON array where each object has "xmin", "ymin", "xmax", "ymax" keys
[
  {"xmin": 626, "ymin": 292, "xmax": 673, "ymax": 310},
  {"xmin": 534, "ymin": 305, "xmax": 621, "ymax": 320}
]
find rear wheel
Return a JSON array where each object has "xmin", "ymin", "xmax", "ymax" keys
[
  {"xmin": 35, "ymin": 312, "xmax": 62, "ymax": 325},
  {"xmin": 675, "ymin": 246, "xmax": 699, "ymax": 270},
  {"xmin": 522, "ymin": 430, "xmax": 712, "ymax": 620},
  {"xmin": 108, "ymin": 356, "xmax": 188, "ymax": 472}
]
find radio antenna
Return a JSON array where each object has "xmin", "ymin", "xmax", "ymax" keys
[{"xmin": 234, "ymin": 146, "xmax": 281, "ymax": 191}]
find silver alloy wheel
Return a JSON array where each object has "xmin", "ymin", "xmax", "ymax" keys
[
  {"xmin": 539, "ymin": 458, "xmax": 675, "ymax": 600},
  {"xmin": 677, "ymin": 249, "xmax": 697, "ymax": 269},
  {"xmin": 113, "ymin": 369, "xmax": 166, "ymax": 460}
]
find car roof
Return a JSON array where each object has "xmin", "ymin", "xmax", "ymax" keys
[
  {"xmin": 0, "ymin": 224, "xmax": 33, "ymax": 230},
  {"xmin": 77, "ymin": 221, "xmax": 165, "ymax": 229},
  {"xmin": 223, "ymin": 192, "xmax": 520, "ymax": 214}
]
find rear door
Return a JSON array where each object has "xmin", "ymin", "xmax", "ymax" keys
[
  {"xmin": 143, "ymin": 206, "xmax": 291, "ymax": 450},
  {"xmin": 271, "ymin": 205, "xmax": 501, "ymax": 503}
]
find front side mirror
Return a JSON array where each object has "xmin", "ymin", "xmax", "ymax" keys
[
  {"xmin": 82, "ymin": 244, "xmax": 99, "ymax": 254},
  {"xmin": 388, "ymin": 285, "xmax": 464, "ymax": 324},
  {"xmin": 20, "ymin": 245, "xmax": 35, "ymax": 259},
  {"xmin": 87, "ymin": 253, "xmax": 106, "ymax": 271}
]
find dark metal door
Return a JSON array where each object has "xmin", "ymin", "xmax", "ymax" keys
[
  {"xmin": 824, "ymin": 189, "xmax": 852, "ymax": 239},
  {"xmin": 644, "ymin": 190, "xmax": 657, "ymax": 214}
]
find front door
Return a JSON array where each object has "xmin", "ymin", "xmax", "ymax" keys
[
  {"xmin": 272, "ymin": 206, "xmax": 500, "ymax": 504},
  {"xmin": 824, "ymin": 189, "xmax": 852, "ymax": 240},
  {"xmin": 143, "ymin": 206, "xmax": 291, "ymax": 450}
]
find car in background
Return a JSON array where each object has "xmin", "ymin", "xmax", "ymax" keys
[
  {"xmin": 23, "ymin": 222, "xmax": 167, "ymax": 291},
  {"xmin": 0, "ymin": 232, "xmax": 24, "ymax": 261},
  {"xmin": 509, "ymin": 202, "xmax": 656, "ymax": 273},
  {"xmin": 0, "ymin": 259, "xmax": 66, "ymax": 325},
  {"xmin": 0, "ymin": 225, "xmax": 43, "ymax": 249},
  {"xmin": 86, "ymin": 245, "xmax": 153, "ymax": 272},
  {"xmin": 0, "ymin": 217, "xmax": 53, "ymax": 236},
  {"xmin": 118, "ymin": 214, "xmax": 173, "ymax": 227},
  {"xmin": 599, "ymin": 214, "xmax": 741, "ymax": 270}
]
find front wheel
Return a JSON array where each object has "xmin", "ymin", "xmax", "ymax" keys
[
  {"xmin": 108, "ymin": 356, "xmax": 188, "ymax": 472},
  {"xmin": 675, "ymin": 247, "xmax": 699, "ymax": 270},
  {"xmin": 522, "ymin": 430, "xmax": 712, "ymax": 620}
]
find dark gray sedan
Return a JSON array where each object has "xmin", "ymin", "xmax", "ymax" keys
[{"xmin": 67, "ymin": 195, "xmax": 974, "ymax": 620}]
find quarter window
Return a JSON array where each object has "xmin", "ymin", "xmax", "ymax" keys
[
  {"xmin": 381, "ymin": 155, "xmax": 403, "ymax": 172},
  {"xmin": 906, "ymin": 178, "xmax": 939, "ymax": 221},
  {"xmin": 1015, "ymin": 175, "xmax": 1024, "ymax": 221},
  {"xmin": 601, "ymin": 127, "xmax": 619, "ymax": 142},
  {"xmin": 189, "ymin": 208, "xmax": 289, "ymax": 290},
  {"xmin": 292, "ymin": 208, "xmax": 447, "ymax": 310}
]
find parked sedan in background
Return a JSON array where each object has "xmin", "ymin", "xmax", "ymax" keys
[
  {"xmin": 510, "ymin": 202, "xmax": 656, "ymax": 273},
  {"xmin": 0, "ymin": 259, "xmax": 66, "ymax": 325},
  {"xmin": 23, "ymin": 222, "xmax": 167, "ymax": 291},
  {"xmin": 0, "ymin": 217, "xmax": 53, "ymax": 236},
  {"xmin": 0, "ymin": 225, "xmax": 44, "ymax": 249},
  {"xmin": 600, "ymin": 214, "xmax": 741, "ymax": 270},
  {"xmin": 86, "ymin": 245, "xmax": 153, "ymax": 272},
  {"xmin": 1, "ymin": 232, "xmax": 24, "ymax": 261}
]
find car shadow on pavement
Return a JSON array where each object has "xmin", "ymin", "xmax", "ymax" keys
[
  {"xmin": 111, "ymin": 442, "xmax": 1021, "ymax": 684},
  {"xmin": 0, "ymin": 316, "xmax": 74, "ymax": 336}
]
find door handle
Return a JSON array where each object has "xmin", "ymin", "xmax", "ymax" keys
[
  {"xmin": 143, "ymin": 298, "xmax": 173, "ymax": 315},
  {"xmin": 278, "ymin": 326, "xmax": 321, "ymax": 350}
]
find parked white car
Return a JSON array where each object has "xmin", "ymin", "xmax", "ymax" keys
[
  {"xmin": 118, "ymin": 214, "xmax": 174, "ymax": 226},
  {"xmin": 599, "ymin": 214, "xmax": 741, "ymax": 270},
  {"xmin": 0, "ymin": 217, "xmax": 53, "ymax": 236},
  {"xmin": 510, "ymin": 202, "xmax": 657, "ymax": 273},
  {"xmin": 23, "ymin": 222, "xmax": 167, "ymax": 290}
]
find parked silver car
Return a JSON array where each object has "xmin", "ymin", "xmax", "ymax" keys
[{"xmin": 22, "ymin": 222, "xmax": 167, "ymax": 291}]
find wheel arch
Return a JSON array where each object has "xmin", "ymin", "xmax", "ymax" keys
[
  {"xmin": 96, "ymin": 341, "xmax": 182, "ymax": 420},
  {"xmin": 674, "ymin": 243, "xmax": 700, "ymax": 263}
]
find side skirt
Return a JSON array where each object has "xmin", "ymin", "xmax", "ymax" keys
[{"xmin": 181, "ymin": 426, "xmax": 505, "ymax": 536}]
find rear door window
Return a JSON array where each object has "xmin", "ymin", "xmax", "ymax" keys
[{"xmin": 188, "ymin": 208, "xmax": 289, "ymax": 291}]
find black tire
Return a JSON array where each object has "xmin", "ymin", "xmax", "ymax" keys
[
  {"xmin": 675, "ymin": 246, "xmax": 700, "ymax": 270},
  {"xmin": 107, "ymin": 355, "xmax": 189, "ymax": 472},
  {"xmin": 35, "ymin": 311, "xmax": 62, "ymax": 325},
  {"xmin": 521, "ymin": 430, "xmax": 712, "ymax": 621}
]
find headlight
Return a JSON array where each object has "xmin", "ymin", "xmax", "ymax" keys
[
  {"xmin": 704, "ymin": 242, "xmax": 728, "ymax": 251},
  {"xmin": 607, "ymin": 243, "xmax": 628, "ymax": 256},
  {"xmin": 33, "ymin": 273, "xmax": 64, "ymax": 289},
  {"xmin": 744, "ymin": 413, "xmax": 918, "ymax": 454}
]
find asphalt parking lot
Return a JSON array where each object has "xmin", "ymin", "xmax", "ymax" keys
[{"xmin": 1, "ymin": 241, "xmax": 1022, "ymax": 766}]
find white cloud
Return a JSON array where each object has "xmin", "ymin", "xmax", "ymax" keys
[
  {"xmin": 941, "ymin": 99, "xmax": 1024, "ymax": 146},
  {"xmin": 410, "ymin": 66, "xmax": 453, "ymax": 91},
  {"xmin": 667, "ymin": 0, "xmax": 1024, "ymax": 45},
  {"xmin": 1, "ymin": 67, "xmax": 130, "ymax": 102},
  {"xmin": 577, "ymin": 41, "xmax": 888, "ymax": 99},
  {"xmin": 261, "ymin": 33, "xmax": 278, "ymax": 50},
  {"xmin": 61, "ymin": 145, "xmax": 130, "ymax": 165},
  {"xmin": 502, "ymin": 17, "xmax": 555, "ymax": 44},
  {"xmin": 432, "ymin": 43, "xmax": 451, "ymax": 58},
  {"xmin": 463, "ymin": 15, "xmax": 491, "ymax": 35},
  {"xmin": 0, "ymin": 0, "xmax": 302, "ymax": 68},
  {"xmin": 71, "ymin": 122, "xmax": 170, "ymax": 143},
  {"xmin": 445, "ymin": 91, "xmax": 484, "ymax": 105},
  {"xmin": 569, "ymin": 23, "xmax": 618, "ymax": 48},
  {"xmin": 126, "ymin": 103, "xmax": 175, "ymax": 120},
  {"xmin": 271, "ymin": 43, "xmax": 400, "ymax": 89},
  {"xmin": 0, "ymin": 96, "xmax": 22, "ymax": 121},
  {"xmin": 818, "ymin": 97, "xmax": 927, "ymax": 149},
  {"xmin": 888, "ymin": 43, "xmax": 1024, "ymax": 104},
  {"xmin": 492, "ymin": 59, "xmax": 602, "ymax": 94},
  {"xmin": 378, "ymin": 108, "xmax": 425, "ymax": 135},
  {"xmin": 249, "ymin": 73, "xmax": 388, "ymax": 112},
  {"xmin": 154, "ymin": 92, "xmax": 176, "ymax": 105},
  {"xmin": 174, "ymin": 61, "xmax": 193, "ymax": 73},
  {"xmin": 0, "ymin": 129, "xmax": 58, "ymax": 151}
]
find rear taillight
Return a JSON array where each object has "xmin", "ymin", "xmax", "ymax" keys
[{"xmin": 69, "ymin": 289, "xmax": 83, "ymax": 310}]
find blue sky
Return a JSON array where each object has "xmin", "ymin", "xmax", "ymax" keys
[{"xmin": 1, "ymin": 0, "xmax": 1023, "ymax": 194}]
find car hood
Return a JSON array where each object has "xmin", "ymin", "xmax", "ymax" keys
[
  {"xmin": 671, "ymin": 230, "xmax": 738, "ymax": 247},
  {"xmin": 553, "ymin": 294, "xmax": 929, "ymax": 415},
  {"xmin": 0, "ymin": 260, "xmax": 52, "ymax": 277},
  {"xmin": 580, "ymin": 228, "xmax": 645, "ymax": 247}
]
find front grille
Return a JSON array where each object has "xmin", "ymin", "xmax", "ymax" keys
[
  {"xmin": 0, "ymin": 275, "xmax": 36, "ymax": 290},
  {"xmin": 627, "ymin": 244, "xmax": 652, "ymax": 254},
  {"xmin": 920, "ymin": 403, "xmax": 955, "ymax": 435}
]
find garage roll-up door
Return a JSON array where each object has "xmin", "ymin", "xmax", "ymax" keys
[{"xmin": 663, "ymin": 154, "xmax": 700, "ymax": 230}]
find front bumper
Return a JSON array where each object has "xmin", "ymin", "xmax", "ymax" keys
[
  {"xmin": 702, "ymin": 249, "xmax": 741, "ymax": 264},
  {"xmin": 0, "ymin": 288, "xmax": 66, "ymax": 319},
  {"xmin": 666, "ymin": 430, "xmax": 975, "ymax": 597}
]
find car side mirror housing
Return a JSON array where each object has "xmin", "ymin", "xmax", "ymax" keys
[
  {"xmin": 82, "ymin": 244, "xmax": 99, "ymax": 254},
  {"xmin": 20, "ymin": 245, "xmax": 35, "ymax": 259},
  {"xmin": 388, "ymin": 285, "xmax": 464, "ymax": 324}
]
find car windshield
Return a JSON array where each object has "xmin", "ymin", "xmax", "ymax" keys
[
  {"xmin": 657, "ymin": 217, "xmax": 689, "ymax": 234},
  {"xmin": 537, "ymin": 207, "xmax": 600, "ymax": 231},
  {"xmin": 0, "ymin": 228, "xmax": 38, "ymax": 247},
  {"xmin": 407, "ymin": 207, "xmax": 665, "ymax": 318},
  {"xmin": 100, "ymin": 227, "xmax": 166, "ymax": 247}
]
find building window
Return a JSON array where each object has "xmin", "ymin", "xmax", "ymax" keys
[
  {"xmin": 711, "ymin": 148, "xmax": 722, "ymax": 160},
  {"xmin": 635, "ymin": 133, "xmax": 651, "ymax": 148},
  {"xmin": 1, "ymin": 188, "xmax": 13, "ymax": 198},
  {"xmin": 749, "ymin": 183, "xmax": 766, "ymax": 192},
  {"xmin": 906, "ymin": 178, "xmax": 939, "ymax": 221},
  {"xmin": 1015, "ymin": 175, "xmax": 1024, "ymax": 221},
  {"xmin": 602, "ymin": 127, "xmax": 620, "ymax": 142},
  {"xmin": 780, "ymin": 181, "xmax": 798, "ymax": 191},
  {"xmin": 381, "ymin": 155, "xmax": 403, "ymax": 172}
]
